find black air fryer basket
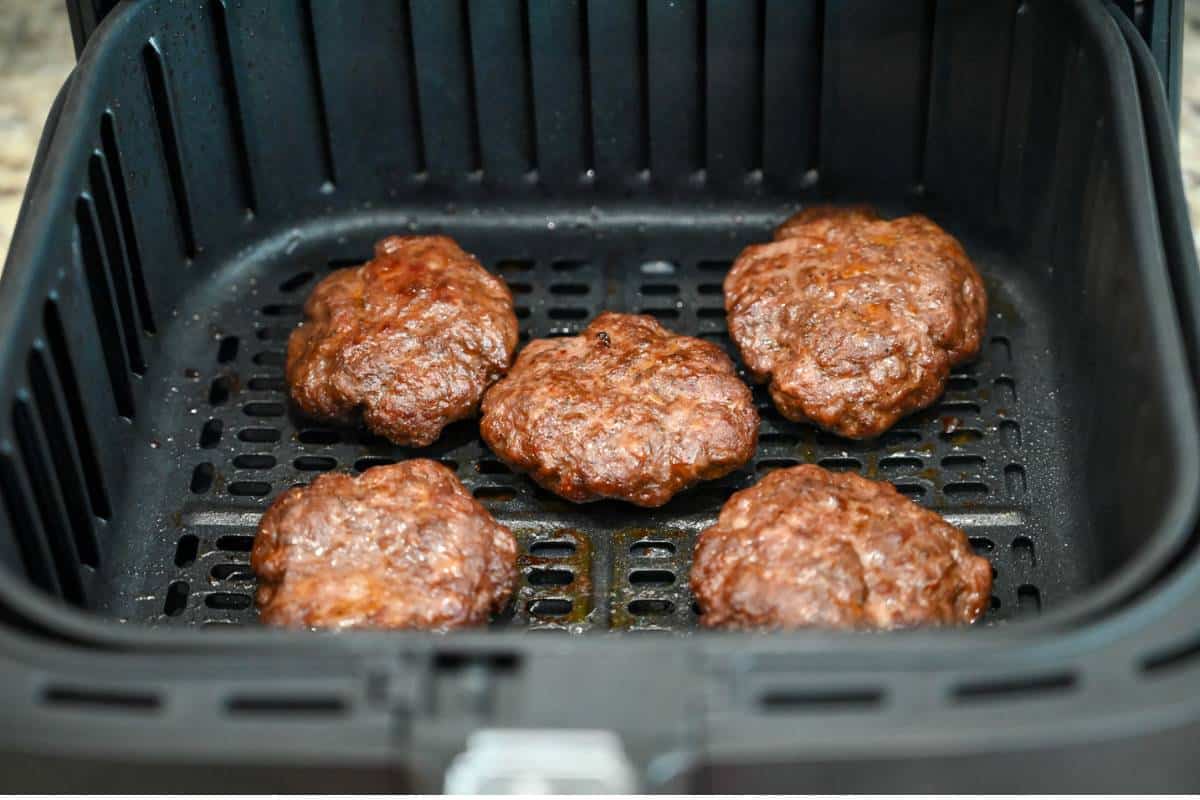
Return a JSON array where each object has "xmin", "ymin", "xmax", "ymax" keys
[{"xmin": 3, "ymin": 0, "xmax": 1200, "ymax": 792}]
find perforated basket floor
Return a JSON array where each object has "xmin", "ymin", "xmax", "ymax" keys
[{"xmin": 101, "ymin": 221, "xmax": 1083, "ymax": 631}]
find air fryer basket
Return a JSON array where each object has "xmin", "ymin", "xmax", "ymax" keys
[
  {"xmin": 1, "ymin": 0, "xmax": 1198, "ymax": 641},
  {"xmin": 4, "ymin": 0, "xmax": 1200, "ymax": 792}
]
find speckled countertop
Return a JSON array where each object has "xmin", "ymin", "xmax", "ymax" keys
[
  {"xmin": 0, "ymin": 2, "xmax": 73, "ymax": 263},
  {"xmin": 3, "ymin": 2, "xmax": 1200, "ymax": 263}
]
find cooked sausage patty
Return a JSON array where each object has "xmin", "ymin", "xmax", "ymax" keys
[
  {"xmin": 691, "ymin": 464, "xmax": 992, "ymax": 630},
  {"xmin": 252, "ymin": 460, "xmax": 517, "ymax": 630},
  {"xmin": 480, "ymin": 312, "xmax": 759, "ymax": 507},
  {"xmin": 286, "ymin": 235, "xmax": 519, "ymax": 447},
  {"xmin": 725, "ymin": 207, "xmax": 987, "ymax": 439}
]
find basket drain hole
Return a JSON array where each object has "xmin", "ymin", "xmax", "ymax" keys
[
  {"xmin": 205, "ymin": 592, "xmax": 252, "ymax": 610},
  {"xmin": 630, "ymin": 540, "xmax": 675, "ymax": 558},
  {"xmin": 163, "ymin": 581, "xmax": 189, "ymax": 616},
  {"xmin": 240, "ymin": 427, "xmax": 281, "ymax": 443},
  {"xmin": 628, "ymin": 599, "xmax": 674, "ymax": 616},
  {"xmin": 528, "ymin": 567, "xmax": 573, "ymax": 587},
  {"xmin": 629, "ymin": 569, "xmax": 675, "ymax": 587},
  {"xmin": 216, "ymin": 534, "xmax": 254, "ymax": 552},
  {"xmin": 199, "ymin": 418, "xmax": 224, "ymax": 448},
  {"xmin": 529, "ymin": 540, "xmax": 576, "ymax": 557},
  {"xmin": 190, "ymin": 463, "xmax": 215, "ymax": 494},
  {"xmin": 529, "ymin": 598, "xmax": 572, "ymax": 617},
  {"xmin": 174, "ymin": 534, "xmax": 199, "ymax": 567}
]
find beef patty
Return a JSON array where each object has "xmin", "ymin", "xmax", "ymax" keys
[
  {"xmin": 286, "ymin": 235, "xmax": 519, "ymax": 447},
  {"xmin": 252, "ymin": 460, "xmax": 517, "ymax": 630},
  {"xmin": 480, "ymin": 312, "xmax": 759, "ymax": 507},
  {"xmin": 691, "ymin": 464, "xmax": 991, "ymax": 630},
  {"xmin": 725, "ymin": 206, "xmax": 987, "ymax": 439}
]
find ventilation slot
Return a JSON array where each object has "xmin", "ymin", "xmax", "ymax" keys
[
  {"xmin": 299, "ymin": 429, "xmax": 340, "ymax": 445},
  {"xmin": 211, "ymin": 563, "xmax": 254, "ymax": 582},
  {"xmin": 99, "ymin": 113, "xmax": 156, "ymax": 333},
  {"xmin": 299, "ymin": 0, "xmax": 337, "ymax": 186},
  {"xmin": 475, "ymin": 459, "xmax": 512, "ymax": 475},
  {"xmin": 0, "ymin": 454, "xmax": 60, "ymax": 596},
  {"xmin": 1143, "ymin": 638, "xmax": 1200, "ymax": 675},
  {"xmin": 205, "ymin": 592, "xmax": 252, "ymax": 610},
  {"xmin": 882, "ymin": 430, "xmax": 922, "ymax": 447},
  {"xmin": 43, "ymin": 686, "xmax": 161, "ymax": 711},
  {"xmin": 1016, "ymin": 584, "xmax": 1041, "ymax": 616},
  {"xmin": 247, "ymin": 377, "xmax": 287, "ymax": 393},
  {"xmin": 630, "ymin": 540, "xmax": 675, "ymax": 558},
  {"xmin": 252, "ymin": 351, "xmax": 286, "ymax": 367},
  {"xmin": 994, "ymin": 376, "xmax": 1017, "ymax": 405},
  {"xmin": 233, "ymin": 454, "xmax": 276, "ymax": 470},
  {"xmin": 209, "ymin": 376, "xmax": 235, "ymax": 406},
  {"xmin": 527, "ymin": 567, "xmax": 573, "ymax": 587},
  {"xmin": 629, "ymin": 569, "xmax": 675, "ymax": 587},
  {"xmin": 165, "ymin": 583, "xmax": 190, "ymax": 614},
  {"xmin": 474, "ymin": 486, "xmax": 516, "ymax": 504},
  {"xmin": 756, "ymin": 457, "xmax": 799, "ymax": 474},
  {"xmin": 261, "ymin": 303, "xmax": 302, "ymax": 317},
  {"xmin": 174, "ymin": 534, "xmax": 199, "ymax": 567},
  {"xmin": 529, "ymin": 540, "xmax": 575, "ymax": 558},
  {"xmin": 200, "ymin": 419, "xmax": 224, "ymax": 448},
  {"xmin": 190, "ymin": 463, "xmax": 215, "ymax": 494},
  {"xmin": 880, "ymin": 456, "xmax": 922, "ymax": 476},
  {"xmin": 88, "ymin": 154, "xmax": 146, "ymax": 373},
  {"xmin": 760, "ymin": 688, "xmax": 884, "ymax": 712},
  {"xmin": 217, "ymin": 336, "xmax": 240, "ymax": 363},
  {"xmin": 210, "ymin": 0, "xmax": 257, "ymax": 212},
  {"xmin": 944, "ymin": 481, "xmax": 988, "ymax": 500},
  {"xmin": 226, "ymin": 695, "xmax": 347, "ymax": 716},
  {"xmin": 628, "ymin": 598, "xmax": 674, "ymax": 616},
  {"xmin": 817, "ymin": 457, "xmax": 861, "ymax": 472},
  {"xmin": 529, "ymin": 598, "xmax": 572, "ymax": 617},
  {"xmin": 228, "ymin": 482, "xmax": 271, "ymax": 497},
  {"xmin": 13, "ymin": 402, "xmax": 86, "ymax": 604},
  {"xmin": 142, "ymin": 41, "xmax": 196, "ymax": 258},
  {"xmin": 239, "ymin": 428, "xmax": 280, "ymax": 443},
  {"xmin": 401, "ymin": 0, "xmax": 428, "ymax": 174},
  {"xmin": 28, "ymin": 351, "xmax": 100, "ymax": 568},
  {"xmin": 76, "ymin": 198, "xmax": 136, "ymax": 418},
  {"xmin": 942, "ymin": 454, "xmax": 984, "ymax": 469},
  {"xmin": 1005, "ymin": 464, "xmax": 1027, "ymax": 496},
  {"xmin": 294, "ymin": 456, "xmax": 336, "ymax": 472},
  {"xmin": 636, "ymin": 0, "xmax": 650, "ymax": 171},
  {"xmin": 242, "ymin": 402, "xmax": 284, "ymax": 418},
  {"xmin": 43, "ymin": 301, "xmax": 111, "ymax": 518},
  {"xmin": 216, "ymin": 534, "xmax": 254, "ymax": 552},
  {"xmin": 953, "ymin": 672, "xmax": 1075, "ymax": 702},
  {"xmin": 279, "ymin": 271, "xmax": 314, "ymax": 293}
]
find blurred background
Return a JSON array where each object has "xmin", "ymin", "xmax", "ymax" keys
[{"xmin": 3, "ymin": 1, "xmax": 1200, "ymax": 264}]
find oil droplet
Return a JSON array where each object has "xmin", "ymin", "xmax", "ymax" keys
[{"xmin": 546, "ymin": 220, "xmax": 557, "ymax": 230}]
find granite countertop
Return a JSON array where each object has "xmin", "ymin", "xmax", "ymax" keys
[
  {"xmin": 0, "ymin": 2, "xmax": 73, "ymax": 264},
  {"xmin": 2, "ymin": 2, "xmax": 1200, "ymax": 264}
]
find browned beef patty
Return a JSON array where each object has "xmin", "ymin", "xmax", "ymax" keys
[
  {"xmin": 691, "ymin": 464, "xmax": 991, "ymax": 630},
  {"xmin": 286, "ymin": 235, "xmax": 519, "ymax": 447},
  {"xmin": 725, "ymin": 206, "xmax": 987, "ymax": 439},
  {"xmin": 251, "ymin": 460, "xmax": 517, "ymax": 630},
  {"xmin": 480, "ymin": 312, "xmax": 759, "ymax": 507}
]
